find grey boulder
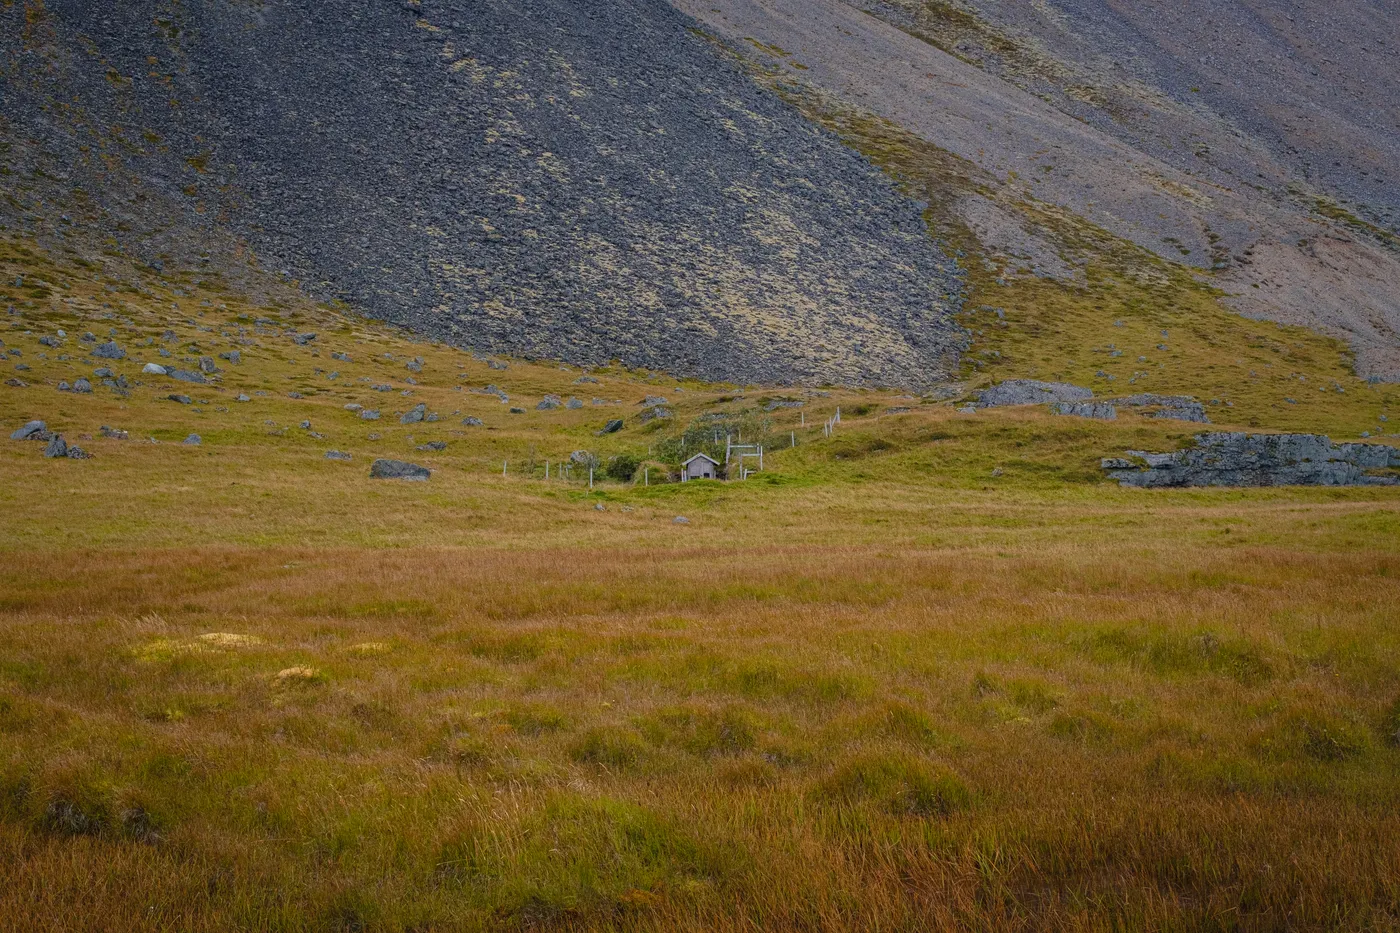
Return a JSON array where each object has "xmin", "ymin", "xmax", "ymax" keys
[
  {"xmin": 977, "ymin": 380, "xmax": 1092, "ymax": 408},
  {"xmin": 92, "ymin": 341, "xmax": 126, "ymax": 360},
  {"xmin": 11, "ymin": 419, "xmax": 46, "ymax": 440},
  {"xmin": 370, "ymin": 459, "xmax": 430, "ymax": 481}
]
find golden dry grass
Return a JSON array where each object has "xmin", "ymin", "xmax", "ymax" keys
[{"xmin": 2, "ymin": 238, "xmax": 1399, "ymax": 931}]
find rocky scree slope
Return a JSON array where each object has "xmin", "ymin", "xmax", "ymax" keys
[
  {"xmin": 0, "ymin": 0, "xmax": 964, "ymax": 388},
  {"xmin": 675, "ymin": 0, "xmax": 1400, "ymax": 380}
]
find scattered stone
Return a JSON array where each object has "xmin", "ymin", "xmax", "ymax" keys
[
  {"xmin": 566, "ymin": 397, "xmax": 583, "ymax": 410},
  {"xmin": 1052, "ymin": 401, "xmax": 1116, "ymax": 420},
  {"xmin": 236, "ymin": 394, "xmax": 251, "ymax": 402},
  {"xmin": 406, "ymin": 358, "xmax": 423, "ymax": 373},
  {"xmin": 370, "ymin": 458, "xmax": 430, "ymax": 480},
  {"xmin": 426, "ymin": 412, "xmax": 439, "ymax": 422},
  {"xmin": 977, "ymin": 380, "xmax": 1092, "ymax": 408},
  {"xmin": 325, "ymin": 450, "xmax": 352, "ymax": 461},
  {"xmin": 509, "ymin": 407, "xmax": 524, "ymax": 414},
  {"xmin": 199, "ymin": 356, "xmax": 218, "ymax": 374},
  {"xmin": 38, "ymin": 335, "xmax": 60, "ymax": 348},
  {"xmin": 416, "ymin": 441, "xmax": 447, "ymax": 451},
  {"xmin": 80, "ymin": 332, "xmax": 96, "ymax": 343},
  {"xmin": 57, "ymin": 381, "xmax": 72, "ymax": 392},
  {"xmin": 570, "ymin": 450, "xmax": 599, "ymax": 469},
  {"xmin": 360, "ymin": 409, "xmax": 381, "ymax": 420},
  {"xmin": 92, "ymin": 340, "xmax": 126, "ymax": 360},
  {"xmin": 332, "ymin": 351, "xmax": 352, "ymax": 362},
  {"xmin": 1103, "ymin": 433, "xmax": 1400, "ymax": 487},
  {"xmin": 11, "ymin": 420, "xmax": 46, "ymax": 440},
  {"xmin": 642, "ymin": 395, "xmax": 668, "ymax": 406},
  {"xmin": 639, "ymin": 405, "xmax": 671, "ymax": 423},
  {"xmin": 99, "ymin": 426, "xmax": 128, "ymax": 439},
  {"xmin": 345, "ymin": 403, "xmax": 363, "ymax": 411},
  {"xmin": 72, "ymin": 378, "xmax": 92, "ymax": 394},
  {"xmin": 93, "ymin": 367, "xmax": 113, "ymax": 378},
  {"xmin": 292, "ymin": 333, "xmax": 317, "ymax": 345},
  {"xmin": 5, "ymin": 378, "xmax": 26, "ymax": 387},
  {"xmin": 462, "ymin": 416, "xmax": 483, "ymax": 426},
  {"xmin": 184, "ymin": 434, "xmax": 202, "ymax": 445},
  {"xmin": 219, "ymin": 350, "xmax": 241, "ymax": 364},
  {"xmin": 764, "ymin": 399, "xmax": 804, "ymax": 411},
  {"xmin": 537, "ymin": 394, "xmax": 562, "ymax": 410},
  {"xmin": 288, "ymin": 392, "xmax": 304, "ymax": 399},
  {"xmin": 43, "ymin": 434, "xmax": 68, "ymax": 458},
  {"xmin": 401, "ymin": 403, "xmax": 427, "ymax": 424},
  {"xmin": 299, "ymin": 420, "xmax": 312, "ymax": 430},
  {"xmin": 65, "ymin": 445, "xmax": 91, "ymax": 459},
  {"xmin": 168, "ymin": 368, "xmax": 205, "ymax": 384},
  {"xmin": 168, "ymin": 394, "xmax": 192, "ymax": 404},
  {"xmin": 597, "ymin": 419, "xmax": 624, "ymax": 435},
  {"xmin": 142, "ymin": 362, "xmax": 168, "ymax": 375},
  {"xmin": 158, "ymin": 348, "xmax": 172, "ymax": 358},
  {"xmin": 594, "ymin": 502, "xmax": 606, "ymax": 511},
  {"xmin": 487, "ymin": 360, "xmax": 508, "ymax": 370},
  {"xmin": 574, "ymin": 375, "xmax": 599, "ymax": 384},
  {"xmin": 673, "ymin": 516, "xmax": 690, "ymax": 524}
]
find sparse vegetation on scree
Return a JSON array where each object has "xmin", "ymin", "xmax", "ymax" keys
[{"xmin": 1, "ymin": 231, "xmax": 1399, "ymax": 932}]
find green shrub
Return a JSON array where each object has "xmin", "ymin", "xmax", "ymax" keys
[{"xmin": 606, "ymin": 454, "xmax": 640, "ymax": 482}]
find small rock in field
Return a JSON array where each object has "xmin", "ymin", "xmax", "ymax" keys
[
  {"xmin": 92, "ymin": 340, "xmax": 126, "ymax": 359},
  {"xmin": 100, "ymin": 426, "xmax": 128, "ymax": 439},
  {"xmin": 299, "ymin": 420, "xmax": 311, "ymax": 430},
  {"xmin": 219, "ymin": 350, "xmax": 241, "ymax": 364},
  {"xmin": 566, "ymin": 397, "xmax": 583, "ymax": 409},
  {"xmin": 57, "ymin": 381, "xmax": 72, "ymax": 392},
  {"xmin": 673, "ymin": 516, "xmax": 690, "ymax": 524},
  {"xmin": 416, "ymin": 440, "xmax": 447, "ymax": 451},
  {"xmin": 401, "ymin": 403, "xmax": 426, "ymax": 424},
  {"xmin": 537, "ymin": 394, "xmax": 562, "ymax": 410},
  {"xmin": 168, "ymin": 394, "xmax": 193, "ymax": 404},
  {"xmin": 292, "ymin": 333, "xmax": 316, "ymax": 346},
  {"xmin": 462, "ymin": 416, "xmax": 483, "ymax": 426},
  {"xmin": 594, "ymin": 502, "xmax": 606, "ymax": 511},
  {"xmin": 169, "ymin": 369, "xmax": 205, "ymax": 384},
  {"xmin": 235, "ymin": 394, "xmax": 250, "ymax": 402},
  {"xmin": 597, "ymin": 419, "xmax": 624, "ymax": 435},
  {"xmin": 325, "ymin": 450, "xmax": 352, "ymax": 461},
  {"xmin": 93, "ymin": 367, "xmax": 113, "ymax": 378},
  {"xmin": 66, "ymin": 445, "xmax": 91, "ymax": 459},
  {"xmin": 143, "ymin": 363, "xmax": 168, "ymax": 375},
  {"xmin": 44, "ymin": 435, "xmax": 68, "ymax": 458},
  {"xmin": 370, "ymin": 458, "xmax": 430, "ymax": 481},
  {"xmin": 73, "ymin": 378, "xmax": 92, "ymax": 394},
  {"xmin": 345, "ymin": 403, "xmax": 362, "ymax": 411},
  {"xmin": 184, "ymin": 434, "xmax": 201, "ymax": 445}
]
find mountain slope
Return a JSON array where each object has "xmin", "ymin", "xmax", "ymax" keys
[
  {"xmin": 0, "ymin": 0, "xmax": 963, "ymax": 388},
  {"xmin": 673, "ymin": 0, "xmax": 1400, "ymax": 380}
]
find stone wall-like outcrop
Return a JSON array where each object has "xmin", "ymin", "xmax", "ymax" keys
[{"xmin": 1103, "ymin": 433, "xmax": 1400, "ymax": 487}]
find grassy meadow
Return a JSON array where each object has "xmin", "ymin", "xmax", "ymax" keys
[{"xmin": 2, "ymin": 234, "xmax": 1400, "ymax": 931}]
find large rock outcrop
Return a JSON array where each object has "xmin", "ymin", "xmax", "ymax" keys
[{"xmin": 1103, "ymin": 434, "xmax": 1400, "ymax": 488}]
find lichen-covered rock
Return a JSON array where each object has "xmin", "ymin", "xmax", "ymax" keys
[
  {"xmin": 1052, "ymin": 401, "xmax": 1116, "ymax": 420},
  {"xmin": 91, "ymin": 340, "xmax": 126, "ymax": 360},
  {"xmin": 1113, "ymin": 394, "xmax": 1210, "ymax": 423},
  {"xmin": 11, "ymin": 420, "xmax": 47, "ymax": 440},
  {"xmin": 1103, "ymin": 433, "xmax": 1400, "ymax": 487},
  {"xmin": 977, "ymin": 380, "xmax": 1092, "ymax": 407},
  {"xmin": 370, "ymin": 458, "xmax": 430, "ymax": 481}
]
